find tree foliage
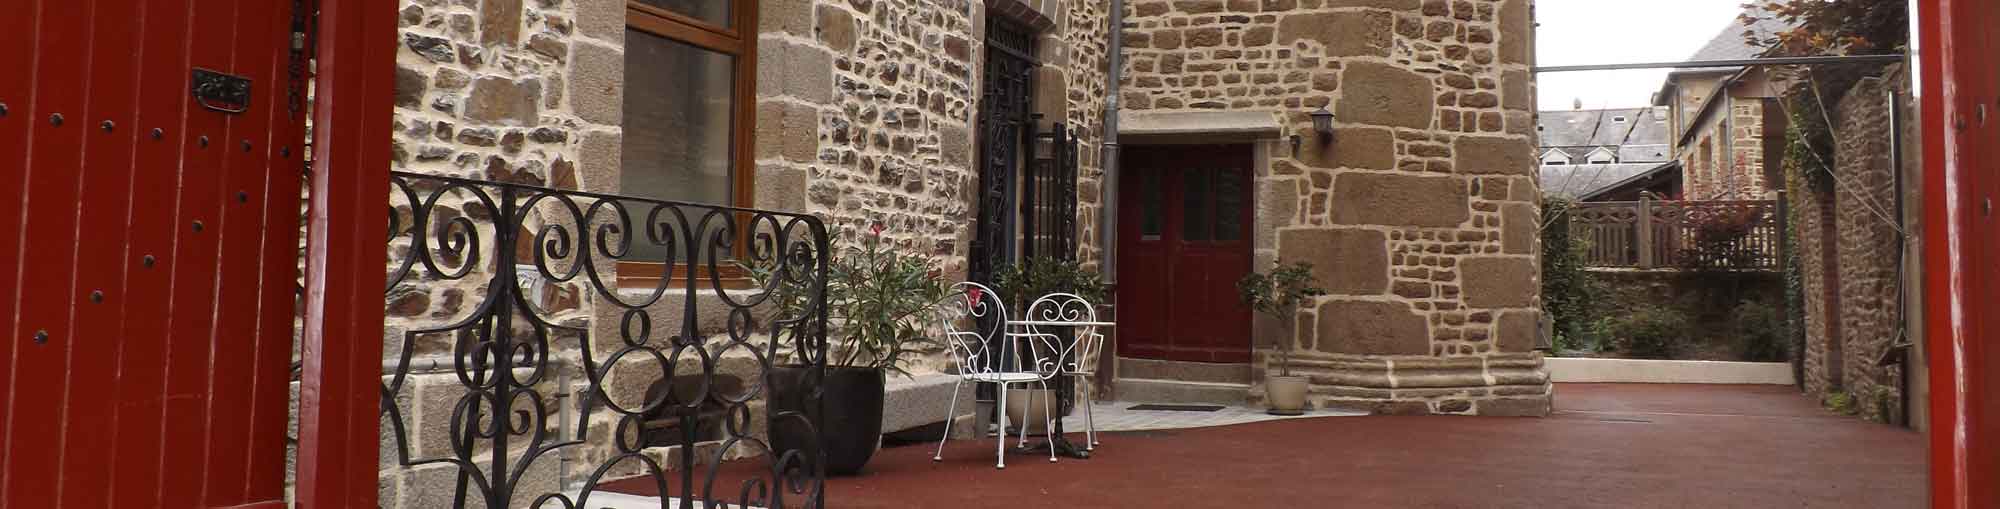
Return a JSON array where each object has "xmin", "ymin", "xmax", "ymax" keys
[
  {"xmin": 1747, "ymin": 0, "xmax": 1909, "ymax": 57},
  {"xmin": 1236, "ymin": 261, "xmax": 1327, "ymax": 376}
]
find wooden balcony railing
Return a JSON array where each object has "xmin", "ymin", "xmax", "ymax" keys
[{"xmin": 1563, "ymin": 195, "xmax": 1786, "ymax": 271}]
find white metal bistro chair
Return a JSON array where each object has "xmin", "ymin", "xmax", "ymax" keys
[
  {"xmin": 1016, "ymin": 293, "xmax": 1106, "ymax": 450},
  {"xmin": 930, "ymin": 282, "xmax": 1058, "ymax": 468}
]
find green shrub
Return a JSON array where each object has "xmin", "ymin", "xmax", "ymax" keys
[
  {"xmin": 1609, "ymin": 307, "xmax": 1688, "ymax": 360},
  {"xmin": 1541, "ymin": 198, "xmax": 1608, "ymax": 352},
  {"xmin": 1731, "ymin": 299, "xmax": 1788, "ymax": 362}
]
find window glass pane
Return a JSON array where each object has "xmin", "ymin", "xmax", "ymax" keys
[
  {"xmin": 620, "ymin": 28, "xmax": 736, "ymax": 263},
  {"xmin": 1182, "ymin": 168, "xmax": 1211, "ymax": 242},
  {"xmin": 635, "ymin": 0, "xmax": 732, "ymax": 28},
  {"xmin": 1214, "ymin": 167, "xmax": 1246, "ymax": 241},
  {"xmin": 622, "ymin": 29, "xmax": 734, "ymax": 205},
  {"xmin": 1140, "ymin": 170, "xmax": 1163, "ymax": 239}
]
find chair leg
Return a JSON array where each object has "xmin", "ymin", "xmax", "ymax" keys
[
  {"xmin": 1041, "ymin": 380, "xmax": 1056, "ymax": 463},
  {"xmin": 1082, "ymin": 376, "xmax": 1098, "ymax": 449},
  {"xmin": 934, "ymin": 379, "xmax": 963, "ymax": 462},
  {"xmin": 995, "ymin": 382, "xmax": 1008, "ymax": 469},
  {"xmin": 1016, "ymin": 386, "xmax": 1032, "ymax": 448}
]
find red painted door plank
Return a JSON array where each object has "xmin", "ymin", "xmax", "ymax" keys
[
  {"xmin": 55, "ymin": 0, "xmax": 147, "ymax": 505},
  {"xmin": 203, "ymin": 0, "xmax": 287, "ymax": 503},
  {"xmin": 157, "ymin": 0, "xmax": 245, "ymax": 504},
  {"xmin": 3, "ymin": 0, "xmax": 96, "ymax": 504},
  {"xmin": 243, "ymin": 0, "xmax": 307, "ymax": 500},
  {"xmin": 103, "ymin": 0, "xmax": 196, "ymax": 505},
  {"xmin": 0, "ymin": 0, "xmax": 39, "ymax": 501},
  {"xmin": 296, "ymin": 0, "xmax": 395, "ymax": 505}
]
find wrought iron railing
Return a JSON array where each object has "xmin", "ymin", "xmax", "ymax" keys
[
  {"xmin": 382, "ymin": 171, "xmax": 830, "ymax": 508},
  {"xmin": 1566, "ymin": 197, "xmax": 1785, "ymax": 270}
]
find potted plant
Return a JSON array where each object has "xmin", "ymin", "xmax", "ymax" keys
[
  {"xmin": 759, "ymin": 224, "xmax": 944, "ymax": 475},
  {"xmin": 991, "ymin": 257, "xmax": 1107, "ymax": 432},
  {"xmin": 1237, "ymin": 260, "xmax": 1327, "ymax": 415}
]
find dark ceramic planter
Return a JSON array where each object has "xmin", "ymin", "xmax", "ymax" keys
[{"xmin": 769, "ymin": 365, "xmax": 884, "ymax": 476}]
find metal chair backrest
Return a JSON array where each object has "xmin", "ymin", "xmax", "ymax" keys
[
  {"xmin": 934, "ymin": 282, "xmax": 1021, "ymax": 378},
  {"xmin": 1019, "ymin": 293, "xmax": 1101, "ymax": 377}
]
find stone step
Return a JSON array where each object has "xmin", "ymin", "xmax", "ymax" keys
[
  {"xmin": 1113, "ymin": 378, "xmax": 1252, "ymax": 406},
  {"xmin": 1115, "ymin": 357, "xmax": 1252, "ymax": 385}
]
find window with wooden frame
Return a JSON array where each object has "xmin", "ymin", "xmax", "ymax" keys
[{"xmin": 620, "ymin": 0, "xmax": 757, "ymax": 288}]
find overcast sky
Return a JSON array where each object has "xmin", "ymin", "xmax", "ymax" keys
[{"xmin": 1534, "ymin": 0, "xmax": 1753, "ymax": 110}]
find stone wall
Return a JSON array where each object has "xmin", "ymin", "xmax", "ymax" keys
[
  {"xmin": 1810, "ymin": 68, "xmax": 1911, "ymax": 422},
  {"xmin": 371, "ymin": 0, "xmax": 610, "ymax": 505},
  {"xmin": 1119, "ymin": 0, "xmax": 1549, "ymax": 415},
  {"xmin": 335, "ymin": 0, "xmax": 1116, "ymax": 504}
]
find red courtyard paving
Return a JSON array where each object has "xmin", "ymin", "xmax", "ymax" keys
[{"xmin": 609, "ymin": 383, "xmax": 1927, "ymax": 508}]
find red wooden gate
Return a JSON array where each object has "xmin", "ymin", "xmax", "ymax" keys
[
  {"xmin": 1, "ymin": 0, "xmax": 306, "ymax": 506},
  {"xmin": 1921, "ymin": 1, "xmax": 2000, "ymax": 507},
  {"xmin": 1117, "ymin": 145, "xmax": 1256, "ymax": 363}
]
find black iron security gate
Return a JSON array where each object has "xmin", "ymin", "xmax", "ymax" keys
[
  {"xmin": 971, "ymin": 15, "xmax": 1038, "ymax": 285},
  {"xmin": 382, "ymin": 172, "xmax": 830, "ymax": 509},
  {"xmin": 1023, "ymin": 122, "xmax": 1080, "ymax": 262}
]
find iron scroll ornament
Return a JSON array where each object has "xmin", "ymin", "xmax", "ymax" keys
[{"xmin": 383, "ymin": 171, "xmax": 831, "ymax": 509}]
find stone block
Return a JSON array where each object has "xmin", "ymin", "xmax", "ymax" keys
[
  {"xmin": 1256, "ymin": 179, "xmax": 1298, "ymax": 249},
  {"xmin": 1325, "ymin": 0, "xmax": 1421, "ymax": 8},
  {"xmin": 395, "ymin": 66, "xmax": 427, "ymax": 109},
  {"xmin": 817, "ymin": 5, "xmax": 857, "ymax": 52},
  {"xmin": 465, "ymin": 77, "xmax": 541, "ymax": 125},
  {"xmin": 755, "ymin": 164, "xmax": 809, "ymax": 213},
  {"xmin": 1459, "ymin": 257, "xmax": 1536, "ymax": 308},
  {"xmin": 1279, "ymin": 228, "xmax": 1388, "ymax": 295},
  {"xmin": 1278, "ymin": 11, "xmax": 1393, "ymax": 57},
  {"xmin": 570, "ymin": 42, "xmax": 622, "ymax": 125},
  {"xmin": 1498, "ymin": 0, "xmax": 1530, "ymax": 64},
  {"xmin": 1495, "ymin": 310, "xmax": 1537, "ymax": 352},
  {"xmin": 578, "ymin": 130, "xmax": 621, "ymax": 193},
  {"xmin": 1502, "ymin": 70, "xmax": 1531, "ymax": 111},
  {"xmin": 761, "ymin": 0, "xmax": 813, "ymax": 36},
  {"xmin": 1337, "ymin": 62, "xmax": 1435, "ymax": 130},
  {"xmin": 576, "ymin": 0, "xmax": 623, "ymax": 40},
  {"xmin": 1330, "ymin": 173, "xmax": 1468, "ymax": 228},
  {"xmin": 1500, "ymin": 202, "xmax": 1535, "ymax": 254},
  {"xmin": 1316, "ymin": 299, "xmax": 1429, "ymax": 355},
  {"xmin": 1454, "ymin": 135, "xmax": 1535, "ymax": 175},
  {"xmin": 757, "ymin": 39, "xmax": 833, "ymax": 104},
  {"xmin": 1299, "ymin": 127, "xmax": 1394, "ymax": 171},
  {"xmin": 479, "ymin": 0, "xmax": 522, "ymax": 46}
]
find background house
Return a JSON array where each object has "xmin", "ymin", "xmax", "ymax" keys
[
  {"xmin": 1653, "ymin": 5, "xmax": 1796, "ymax": 200},
  {"xmin": 1537, "ymin": 106, "xmax": 1678, "ymax": 201}
]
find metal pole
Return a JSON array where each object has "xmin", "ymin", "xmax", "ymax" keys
[
  {"xmin": 1533, "ymin": 54, "xmax": 1906, "ymax": 73},
  {"xmin": 1102, "ymin": 0, "xmax": 1123, "ymax": 284}
]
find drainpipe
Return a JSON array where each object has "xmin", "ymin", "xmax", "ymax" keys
[
  {"xmin": 1102, "ymin": 0, "xmax": 1123, "ymax": 284},
  {"xmin": 1099, "ymin": 0, "xmax": 1124, "ymax": 399}
]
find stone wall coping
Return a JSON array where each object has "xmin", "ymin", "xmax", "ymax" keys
[
  {"xmin": 1545, "ymin": 357, "xmax": 1795, "ymax": 385},
  {"xmin": 1118, "ymin": 110, "xmax": 1284, "ymax": 143}
]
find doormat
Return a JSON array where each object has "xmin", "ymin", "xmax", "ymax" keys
[{"xmin": 1127, "ymin": 404, "xmax": 1226, "ymax": 412}]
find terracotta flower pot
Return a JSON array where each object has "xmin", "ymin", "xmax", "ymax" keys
[
  {"xmin": 1004, "ymin": 388, "xmax": 1055, "ymax": 435},
  {"xmin": 1265, "ymin": 375, "xmax": 1309, "ymax": 416}
]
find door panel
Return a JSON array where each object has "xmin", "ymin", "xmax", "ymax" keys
[
  {"xmin": 1, "ymin": 0, "xmax": 305, "ymax": 506},
  {"xmin": 1117, "ymin": 145, "xmax": 1255, "ymax": 363}
]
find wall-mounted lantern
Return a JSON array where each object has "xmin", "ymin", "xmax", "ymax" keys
[
  {"xmin": 1292, "ymin": 107, "xmax": 1338, "ymax": 157},
  {"xmin": 1310, "ymin": 106, "xmax": 1336, "ymax": 141}
]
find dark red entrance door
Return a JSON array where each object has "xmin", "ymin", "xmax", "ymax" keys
[
  {"xmin": 1117, "ymin": 145, "xmax": 1255, "ymax": 363},
  {"xmin": 1, "ymin": 0, "xmax": 305, "ymax": 506}
]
